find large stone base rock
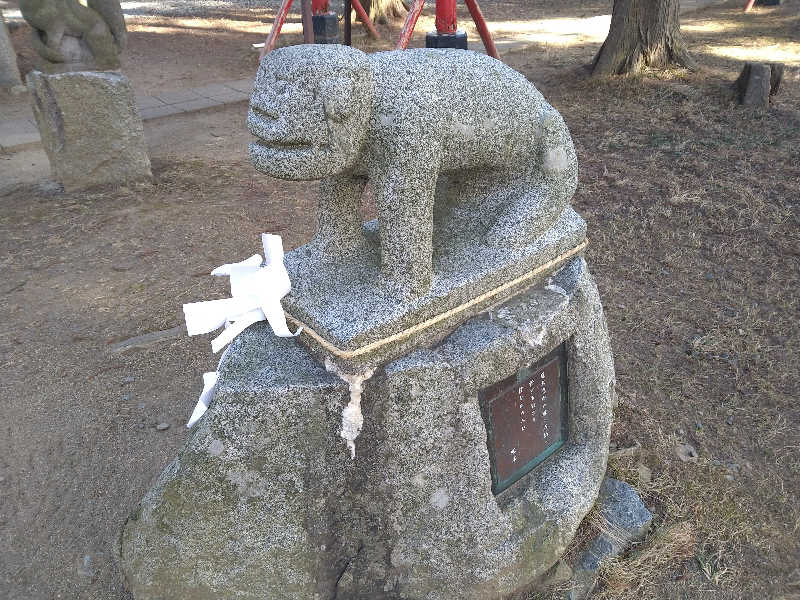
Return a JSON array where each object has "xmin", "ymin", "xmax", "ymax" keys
[
  {"xmin": 27, "ymin": 70, "xmax": 151, "ymax": 191},
  {"xmin": 119, "ymin": 257, "xmax": 614, "ymax": 600}
]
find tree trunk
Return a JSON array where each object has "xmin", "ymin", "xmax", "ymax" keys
[
  {"xmin": 592, "ymin": 0, "xmax": 696, "ymax": 76},
  {"xmin": 359, "ymin": 0, "xmax": 408, "ymax": 23}
]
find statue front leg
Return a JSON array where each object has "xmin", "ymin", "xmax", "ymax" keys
[
  {"xmin": 313, "ymin": 174, "xmax": 368, "ymax": 259},
  {"xmin": 373, "ymin": 163, "xmax": 438, "ymax": 296}
]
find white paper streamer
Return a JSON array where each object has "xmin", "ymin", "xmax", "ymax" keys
[
  {"xmin": 182, "ymin": 233, "xmax": 301, "ymax": 354},
  {"xmin": 183, "ymin": 234, "xmax": 301, "ymax": 428},
  {"xmin": 186, "ymin": 371, "xmax": 219, "ymax": 428}
]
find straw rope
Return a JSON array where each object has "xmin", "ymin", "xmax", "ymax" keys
[{"xmin": 285, "ymin": 239, "xmax": 588, "ymax": 360}]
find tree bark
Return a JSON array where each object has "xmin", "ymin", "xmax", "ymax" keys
[
  {"xmin": 592, "ymin": 0, "xmax": 696, "ymax": 76},
  {"xmin": 359, "ymin": 0, "xmax": 408, "ymax": 23}
]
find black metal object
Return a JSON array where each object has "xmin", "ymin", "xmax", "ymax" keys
[
  {"xmin": 312, "ymin": 12, "xmax": 340, "ymax": 44},
  {"xmin": 425, "ymin": 29, "xmax": 468, "ymax": 50},
  {"xmin": 344, "ymin": 0, "xmax": 352, "ymax": 45},
  {"xmin": 301, "ymin": 0, "xmax": 315, "ymax": 43},
  {"xmin": 480, "ymin": 344, "xmax": 569, "ymax": 495}
]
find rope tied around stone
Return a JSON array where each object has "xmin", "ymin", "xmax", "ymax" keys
[{"xmin": 286, "ymin": 239, "xmax": 589, "ymax": 360}]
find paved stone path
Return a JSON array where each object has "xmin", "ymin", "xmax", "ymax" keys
[
  {"xmin": 0, "ymin": 78, "xmax": 255, "ymax": 152},
  {"xmin": 0, "ymin": 0, "xmax": 723, "ymax": 153}
]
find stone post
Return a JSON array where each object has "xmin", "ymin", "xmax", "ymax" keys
[
  {"xmin": 19, "ymin": 0, "xmax": 151, "ymax": 191},
  {"xmin": 27, "ymin": 70, "xmax": 151, "ymax": 191}
]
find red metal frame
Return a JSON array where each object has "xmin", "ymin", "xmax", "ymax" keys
[
  {"xmin": 435, "ymin": 0, "xmax": 458, "ymax": 34},
  {"xmin": 311, "ymin": 0, "xmax": 329, "ymax": 14},
  {"xmin": 260, "ymin": 0, "xmax": 295, "ymax": 58},
  {"xmin": 351, "ymin": 0, "xmax": 381, "ymax": 39},
  {"xmin": 464, "ymin": 0, "xmax": 498, "ymax": 58},
  {"xmin": 260, "ymin": 0, "xmax": 378, "ymax": 58},
  {"xmin": 395, "ymin": 0, "xmax": 499, "ymax": 60},
  {"xmin": 396, "ymin": 0, "xmax": 426, "ymax": 51}
]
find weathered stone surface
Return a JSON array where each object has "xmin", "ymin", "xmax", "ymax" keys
[
  {"xmin": 566, "ymin": 477, "xmax": 653, "ymax": 600},
  {"xmin": 736, "ymin": 62, "xmax": 771, "ymax": 106},
  {"xmin": 594, "ymin": 477, "xmax": 653, "ymax": 543},
  {"xmin": 248, "ymin": 45, "xmax": 582, "ymax": 372},
  {"xmin": 0, "ymin": 12, "xmax": 24, "ymax": 90},
  {"xmin": 27, "ymin": 70, "xmax": 152, "ymax": 191},
  {"xmin": 19, "ymin": 0, "xmax": 126, "ymax": 70},
  {"xmin": 119, "ymin": 257, "xmax": 615, "ymax": 600},
  {"xmin": 286, "ymin": 207, "xmax": 586, "ymax": 375}
]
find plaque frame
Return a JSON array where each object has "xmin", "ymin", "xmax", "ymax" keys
[{"xmin": 479, "ymin": 343, "xmax": 569, "ymax": 495}]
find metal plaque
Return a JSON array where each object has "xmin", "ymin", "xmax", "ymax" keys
[{"xmin": 480, "ymin": 344, "xmax": 568, "ymax": 495}]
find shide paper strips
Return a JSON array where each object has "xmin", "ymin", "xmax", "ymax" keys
[{"xmin": 182, "ymin": 234, "xmax": 300, "ymax": 427}]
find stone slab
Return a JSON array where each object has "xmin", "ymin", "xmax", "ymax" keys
[
  {"xmin": 138, "ymin": 103, "xmax": 183, "ymax": 120},
  {"xmin": 566, "ymin": 477, "xmax": 653, "ymax": 600},
  {"xmin": 203, "ymin": 88, "xmax": 251, "ymax": 103},
  {"xmin": 174, "ymin": 96, "xmax": 222, "ymax": 112},
  {"xmin": 27, "ymin": 70, "xmax": 152, "ymax": 191},
  {"xmin": 119, "ymin": 256, "xmax": 615, "ymax": 600},
  {"xmin": 284, "ymin": 207, "xmax": 586, "ymax": 374},
  {"xmin": 224, "ymin": 78, "xmax": 254, "ymax": 93},
  {"xmin": 0, "ymin": 117, "xmax": 38, "ymax": 136},
  {"xmin": 154, "ymin": 88, "xmax": 201, "ymax": 105},
  {"xmin": 737, "ymin": 62, "xmax": 771, "ymax": 106},
  {"xmin": 0, "ymin": 129, "xmax": 40, "ymax": 150},
  {"xmin": 135, "ymin": 94, "xmax": 166, "ymax": 109},
  {"xmin": 191, "ymin": 82, "xmax": 240, "ymax": 98}
]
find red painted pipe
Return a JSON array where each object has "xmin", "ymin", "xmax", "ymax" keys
[
  {"xmin": 464, "ymin": 0, "xmax": 499, "ymax": 58},
  {"xmin": 396, "ymin": 0, "xmax": 426, "ymax": 49},
  {"xmin": 260, "ymin": 0, "xmax": 295, "ymax": 58},
  {"xmin": 352, "ymin": 0, "xmax": 381, "ymax": 39},
  {"xmin": 435, "ymin": 0, "xmax": 458, "ymax": 34},
  {"xmin": 311, "ymin": 0, "xmax": 329, "ymax": 15}
]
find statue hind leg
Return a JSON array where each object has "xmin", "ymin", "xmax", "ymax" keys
[{"xmin": 487, "ymin": 105, "xmax": 577, "ymax": 248}]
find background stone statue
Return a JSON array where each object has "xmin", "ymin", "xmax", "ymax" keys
[
  {"xmin": 20, "ymin": 0, "xmax": 150, "ymax": 190},
  {"xmin": 248, "ymin": 45, "xmax": 578, "ymax": 295},
  {"xmin": 19, "ymin": 0, "xmax": 126, "ymax": 70}
]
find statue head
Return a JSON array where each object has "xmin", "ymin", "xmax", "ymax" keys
[{"xmin": 248, "ymin": 45, "xmax": 374, "ymax": 181}]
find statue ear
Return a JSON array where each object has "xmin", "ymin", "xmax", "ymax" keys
[{"xmin": 318, "ymin": 77, "xmax": 354, "ymax": 123}]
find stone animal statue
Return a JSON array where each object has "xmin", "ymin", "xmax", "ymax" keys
[
  {"xmin": 248, "ymin": 45, "xmax": 577, "ymax": 295},
  {"xmin": 20, "ymin": 0, "xmax": 126, "ymax": 69}
]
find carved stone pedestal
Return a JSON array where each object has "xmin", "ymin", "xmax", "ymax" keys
[{"xmin": 119, "ymin": 257, "xmax": 614, "ymax": 600}]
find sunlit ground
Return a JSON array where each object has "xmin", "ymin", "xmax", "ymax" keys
[
  {"xmin": 705, "ymin": 42, "xmax": 800, "ymax": 65},
  {"xmin": 485, "ymin": 15, "xmax": 611, "ymax": 46}
]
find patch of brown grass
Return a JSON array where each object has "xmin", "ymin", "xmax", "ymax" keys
[{"xmin": 598, "ymin": 522, "xmax": 698, "ymax": 598}]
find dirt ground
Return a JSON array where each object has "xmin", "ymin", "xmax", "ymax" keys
[
  {"xmin": 4, "ymin": 0, "xmax": 609, "ymax": 94},
  {"xmin": 1, "ymin": 0, "xmax": 798, "ymax": 599}
]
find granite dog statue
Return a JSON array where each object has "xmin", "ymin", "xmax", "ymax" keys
[
  {"xmin": 248, "ymin": 45, "xmax": 577, "ymax": 295},
  {"xmin": 20, "ymin": 0, "xmax": 126, "ymax": 69}
]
